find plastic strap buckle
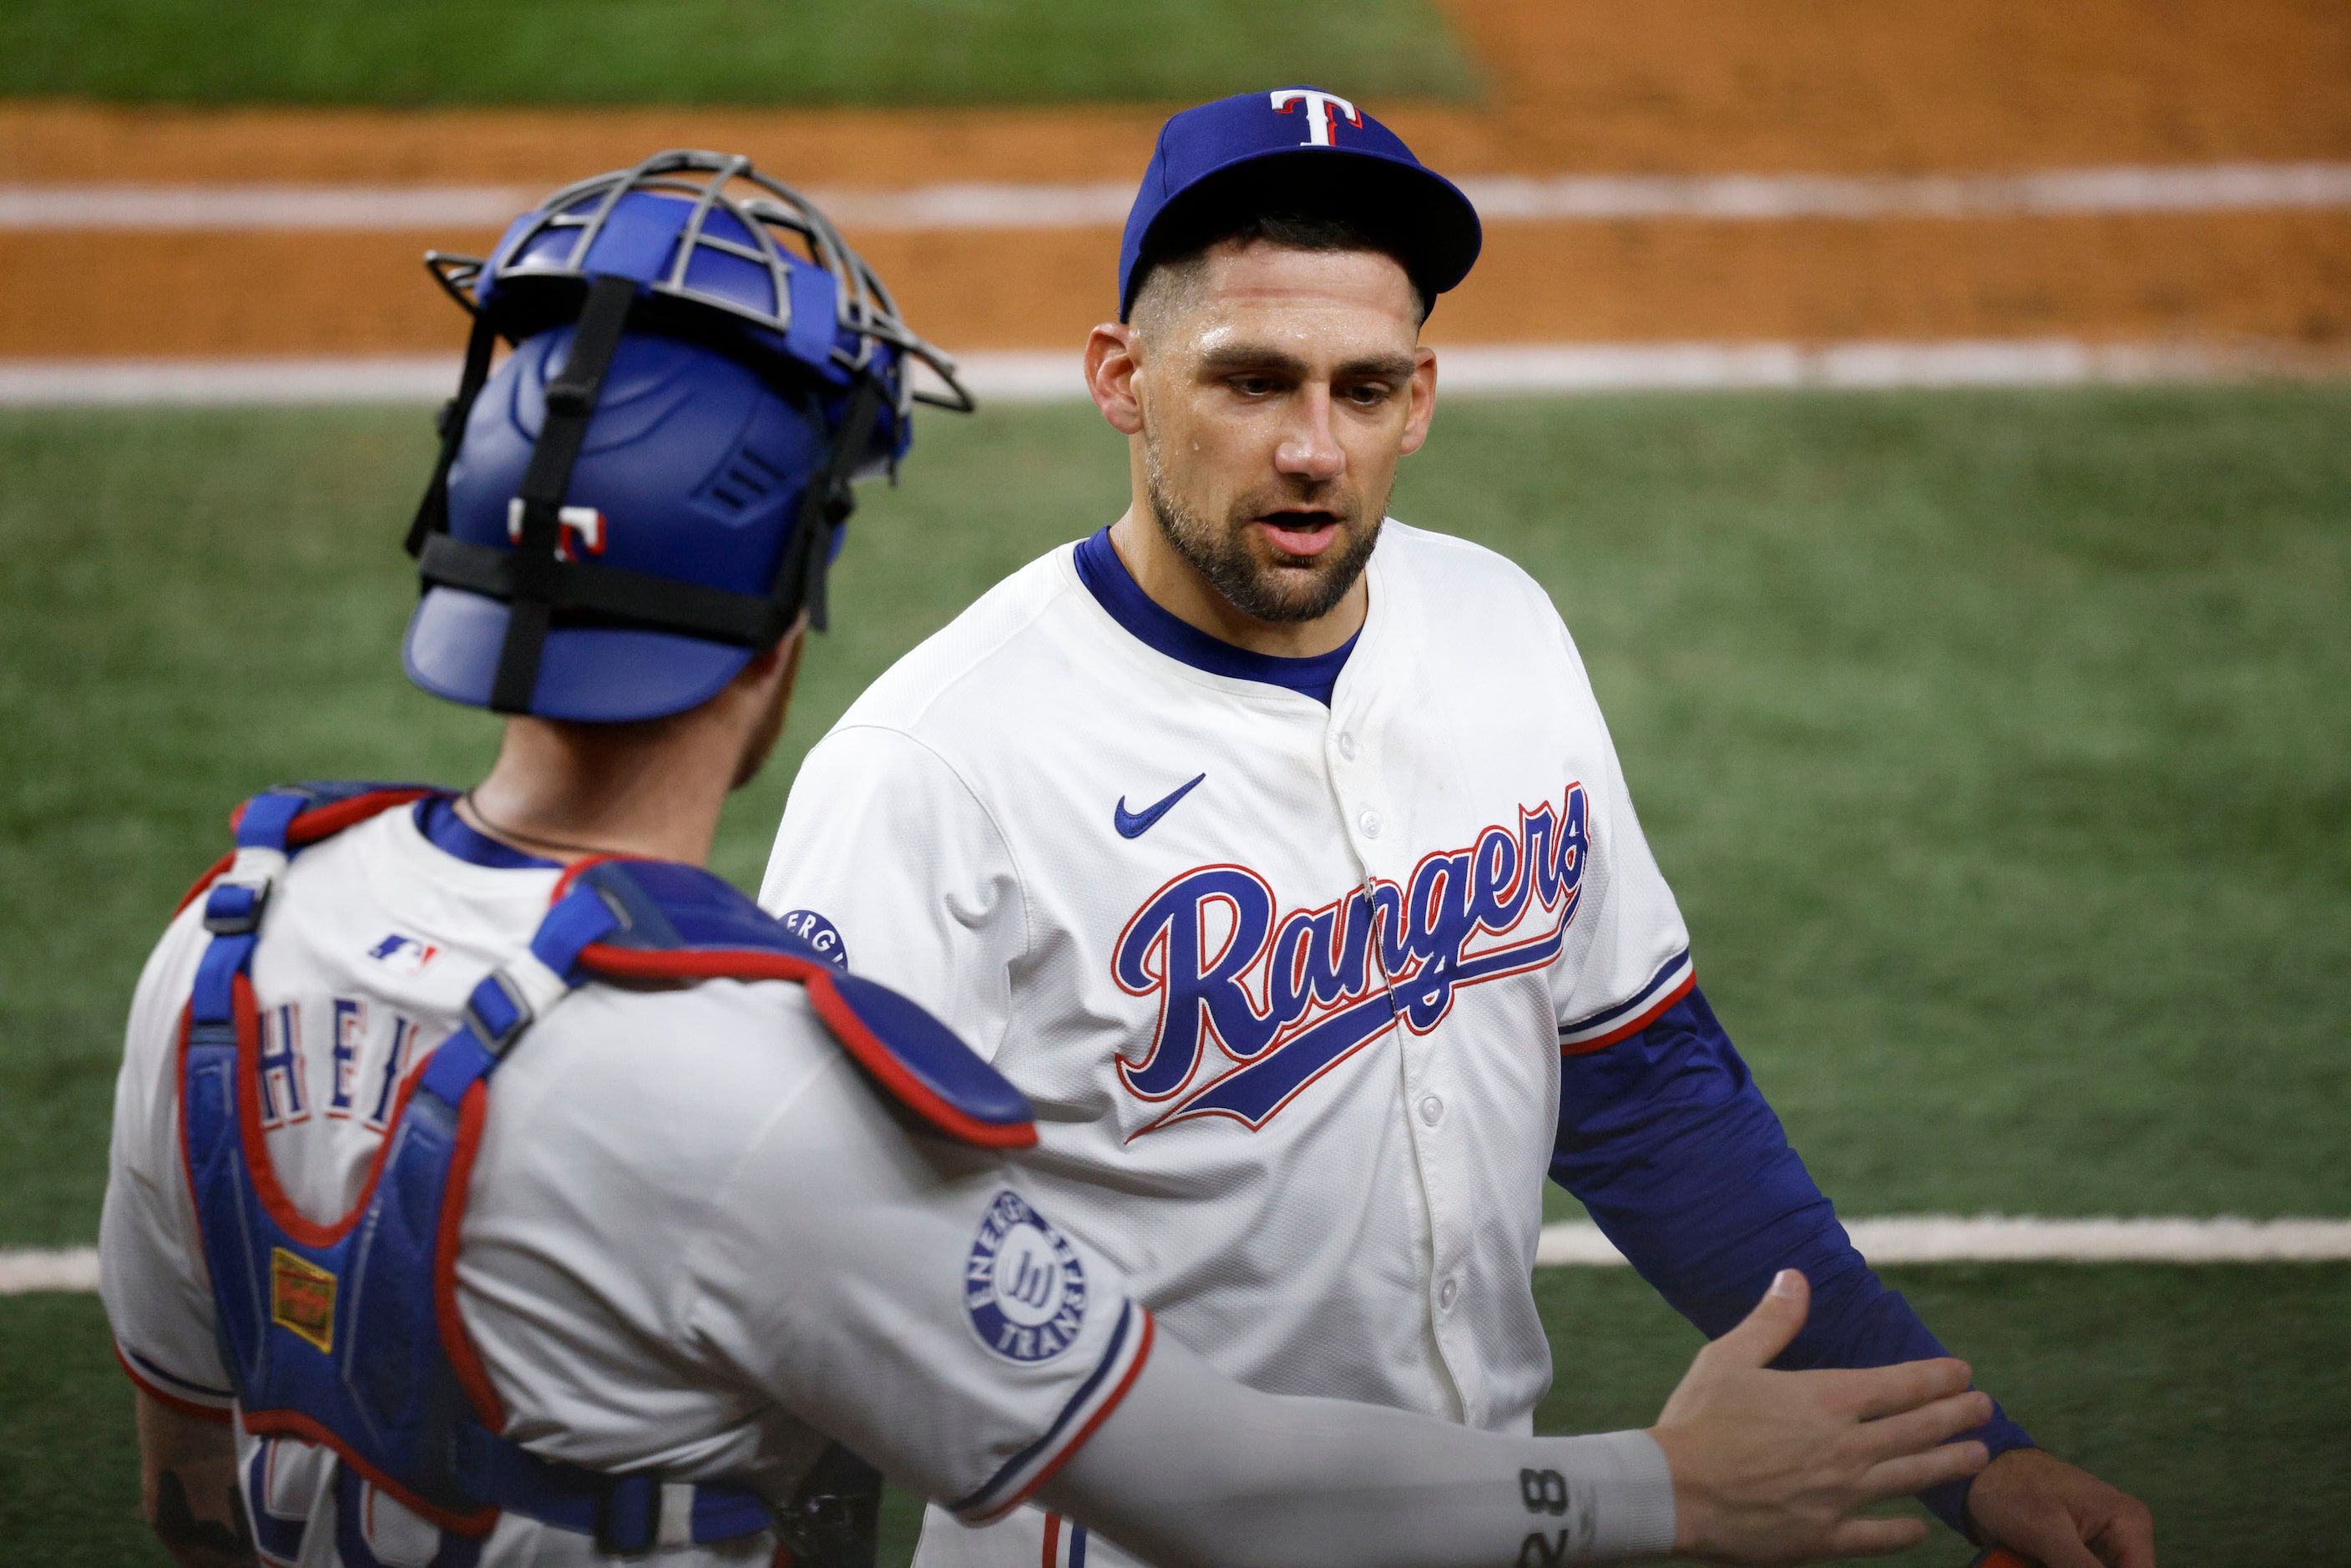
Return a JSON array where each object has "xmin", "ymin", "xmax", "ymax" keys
[
  {"xmin": 202, "ymin": 878, "xmax": 271, "ymax": 936},
  {"xmin": 462, "ymin": 972, "xmax": 533, "ymax": 1058}
]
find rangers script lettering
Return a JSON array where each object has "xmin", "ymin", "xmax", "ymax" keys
[{"xmin": 1112, "ymin": 784, "xmax": 1590, "ymax": 1130}]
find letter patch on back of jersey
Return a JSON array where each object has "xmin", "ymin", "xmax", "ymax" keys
[
  {"xmin": 270, "ymin": 1248, "xmax": 337, "ymax": 1353},
  {"xmin": 964, "ymin": 1191, "xmax": 1087, "ymax": 1364}
]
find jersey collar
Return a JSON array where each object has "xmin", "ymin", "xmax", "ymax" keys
[
  {"xmin": 413, "ymin": 795, "xmax": 562, "ymax": 872},
  {"xmin": 1069, "ymin": 527, "xmax": 1359, "ymax": 706}
]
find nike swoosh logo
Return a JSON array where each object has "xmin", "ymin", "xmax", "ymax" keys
[{"xmin": 1115, "ymin": 773, "xmax": 1207, "ymax": 839}]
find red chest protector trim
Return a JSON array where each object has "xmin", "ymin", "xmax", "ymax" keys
[{"xmin": 175, "ymin": 782, "xmax": 1034, "ymax": 1562}]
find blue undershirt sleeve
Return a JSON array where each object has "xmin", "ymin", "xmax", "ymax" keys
[{"xmin": 1549, "ymin": 984, "xmax": 2033, "ymax": 1536}]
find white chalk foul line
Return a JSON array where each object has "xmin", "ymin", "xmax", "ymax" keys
[
  {"xmin": 0, "ymin": 1247, "xmax": 98, "ymax": 1293},
  {"xmin": 5, "ymin": 339, "xmax": 2343, "ymax": 409},
  {"xmin": 1535, "ymin": 1216, "xmax": 2351, "ymax": 1268},
  {"xmin": 11, "ymin": 1221, "xmax": 2350, "ymax": 1293},
  {"xmin": 1417, "ymin": 340, "xmax": 2293, "ymax": 392},
  {"xmin": 1461, "ymin": 162, "xmax": 2351, "ymax": 223},
  {"xmin": 4, "ymin": 163, "xmax": 2350, "ymax": 232},
  {"xmin": 0, "ymin": 357, "xmax": 465, "ymax": 406},
  {"xmin": 0, "ymin": 184, "xmax": 540, "ymax": 231}
]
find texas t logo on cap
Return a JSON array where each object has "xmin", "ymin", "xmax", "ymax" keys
[
  {"xmin": 1270, "ymin": 88, "xmax": 1361, "ymax": 146},
  {"xmin": 1115, "ymin": 86, "xmax": 1484, "ymax": 321}
]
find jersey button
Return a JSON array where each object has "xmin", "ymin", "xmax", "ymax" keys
[
  {"xmin": 1437, "ymin": 1276, "xmax": 1460, "ymax": 1312},
  {"xmin": 1337, "ymin": 730, "xmax": 1359, "ymax": 761},
  {"xmin": 1419, "ymin": 1095, "xmax": 1444, "ymax": 1126},
  {"xmin": 1358, "ymin": 808, "xmax": 1383, "ymax": 838}
]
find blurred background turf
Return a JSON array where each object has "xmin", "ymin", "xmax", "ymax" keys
[{"xmin": 0, "ymin": 0, "xmax": 1476, "ymax": 107}]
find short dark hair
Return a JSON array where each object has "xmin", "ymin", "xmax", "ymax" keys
[{"xmin": 1127, "ymin": 167, "xmax": 1433, "ymax": 326}]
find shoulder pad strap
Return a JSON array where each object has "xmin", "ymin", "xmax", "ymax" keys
[
  {"xmin": 227, "ymin": 781, "xmax": 439, "ymax": 851},
  {"xmin": 556, "ymin": 859, "xmax": 1037, "ymax": 1149},
  {"xmin": 559, "ymin": 857, "xmax": 819, "ymax": 959},
  {"xmin": 180, "ymin": 782, "xmax": 438, "ymax": 917}
]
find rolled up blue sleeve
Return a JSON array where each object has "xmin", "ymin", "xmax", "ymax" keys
[{"xmin": 1550, "ymin": 984, "xmax": 2032, "ymax": 1535}]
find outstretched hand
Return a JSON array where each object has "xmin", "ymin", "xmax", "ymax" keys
[
  {"xmin": 1966, "ymin": 1447, "xmax": 2155, "ymax": 1568},
  {"xmin": 1648, "ymin": 1269, "xmax": 1993, "ymax": 1565}
]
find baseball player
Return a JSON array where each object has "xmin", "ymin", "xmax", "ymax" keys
[
  {"xmin": 99, "ymin": 153, "xmax": 1991, "ymax": 1568},
  {"xmin": 761, "ymin": 93, "xmax": 2157, "ymax": 1568}
]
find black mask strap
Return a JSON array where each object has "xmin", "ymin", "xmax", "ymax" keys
[
  {"xmin": 783, "ymin": 375, "xmax": 885, "ymax": 635},
  {"xmin": 405, "ymin": 307, "xmax": 502, "ymax": 559},
  {"xmin": 488, "ymin": 273, "xmax": 638, "ymax": 715}
]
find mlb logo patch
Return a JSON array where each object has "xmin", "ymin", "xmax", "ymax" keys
[{"xmin": 367, "ymin": 933, "xmax": 439, "ymax": 976}]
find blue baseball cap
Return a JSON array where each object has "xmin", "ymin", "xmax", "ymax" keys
[{"xmin": 1117, "ymin": 87, "xmax": 1483, "ymax": 321}]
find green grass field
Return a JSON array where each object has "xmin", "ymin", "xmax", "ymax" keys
[
  {"xmin": 0, "ymin": 0, "xmax": 1475, "ymax": 108},
  {"xmin": 13, "ymin": 1267, "xmax": 2350, "ymax": 1563},
  {"xmin": 3, "ymin": 386, "xmax": 2347, "ymax": 1560}
]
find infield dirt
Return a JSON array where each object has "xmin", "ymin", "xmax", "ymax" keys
[{"xmin": 6, "ymin": 0, "xmax": 2350, "ymax": 357}]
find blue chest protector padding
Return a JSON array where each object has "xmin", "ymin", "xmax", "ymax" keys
[{"xmin": 179, "ymin": 782, "xmax": 1037, "ymax": 1564}]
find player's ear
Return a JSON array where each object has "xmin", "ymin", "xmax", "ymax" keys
[
  {"xmin": 1398, "ymin": 346, "xmax": 1438, "ymax": 456},
  {"xmin": 1086, "ymin": 323, "xmax": 1147, "ymax": 437},
  {"xmin": 725, "ymin": 623, "xmax": 804, "ymax": 790},
  {"xmin": 741, "ymin": 618, "xmax": 806, "ymax": 685}
]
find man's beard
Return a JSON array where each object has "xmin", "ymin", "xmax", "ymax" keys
[{"xmin": 1142, "ymin": 441, "xmax": 1384, "ymax": 625}]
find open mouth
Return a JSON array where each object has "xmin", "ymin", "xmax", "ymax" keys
[{"xmin": 1255, "ymin": 511, "xmax": 1343, "ymax": 559}]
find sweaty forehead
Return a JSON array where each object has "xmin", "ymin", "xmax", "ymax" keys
[{"xmin": 1148, "ymin": 243, "xmax": 1421, "ymax": 359}]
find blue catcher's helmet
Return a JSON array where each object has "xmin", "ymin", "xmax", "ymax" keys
[{"xmin": 403, "ymin": 149, "xmax": 972, "ymax": 722}]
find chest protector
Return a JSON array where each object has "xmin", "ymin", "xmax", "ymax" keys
[{"xmin": 178, "ymin": 782, "xmax": 1038, "ymax": 1564}]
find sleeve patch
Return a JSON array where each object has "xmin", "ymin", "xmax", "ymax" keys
[
  {"xmin": 964, "ymin": 1190, "xmax": 1087, "ymax": 1364},
  {"xmin": 776, "ymin": 909, "xmax": 850, "ymax": 970}
]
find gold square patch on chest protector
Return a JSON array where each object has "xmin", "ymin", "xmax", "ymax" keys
[{"xmin": 270, "ymin": 1247, "xmax": 337, "ymax": 1353}]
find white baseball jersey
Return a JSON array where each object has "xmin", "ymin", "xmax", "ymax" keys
[
  {"xmin": 761, "ymin": 521, "xmax": 1693, "ymax": 1568},
  {"xmin": 101, "ymin": 800, "xmax": 1151, "ymax": 1567}
]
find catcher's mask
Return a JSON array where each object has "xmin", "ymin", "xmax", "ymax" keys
[{"xmin": 403, "ymin": 149, "xmax": 973, "ymax": 722}]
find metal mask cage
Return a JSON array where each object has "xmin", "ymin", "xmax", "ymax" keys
[{"xmin": 423, "ymin": 149, "xmax": 973, "ymax": 421}]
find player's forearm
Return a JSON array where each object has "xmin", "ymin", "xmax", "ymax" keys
[
  {"xmin": 1038, "ymin": 1335, "xmax": 1675, "ymax": 1568},
  {"xmin": 134, "ymin": 1390, "xmax": 256, "ymax": 1568},
  {"xmin": 1551, "ymin": 986, "xmax": 2033, "ymax": 1532},
  {"xmin": 1775, "ymin": 1259, "xmax": 2035, "ymax": 1529}
]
